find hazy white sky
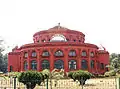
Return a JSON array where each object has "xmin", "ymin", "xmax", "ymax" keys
[{"xmin": 0, "ymin": 0, "xmax": 120, "ymax": 54}]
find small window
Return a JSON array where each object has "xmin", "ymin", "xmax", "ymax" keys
[
  {"xmin": 42, "ymin": 40, "xmax": 46, "ymax": 42},
  {"xmin": 79, "ymin": 40, "xmax": 81, "ymax": 42},
  {"xmin": 24, "ymin": 61, "xmax": 28, "ymax": 71},
  {"xmin": 54, "ymin": 60, "xmax": 64, "ymax": 69},
  {"xmin": 90, "ymin": 60, "xmax": 94, "ymax": 68},
  {"xmin": 82, "ymin": 51, "xmax": 87, "ymax": 57},
  {"xmin": 41, "ymin": 60, "xmax": 50, "ymax": 69},
  {"xmin": 100, "ymin": 63, "xmax": 104, "ymax": 69},
  {"xmin": 69, "ymin": 60, "xmax": 77, "ymax": 70},
  {"xmin": 31, "ymin": 60, "xmax": 37, "ymax": 70},
  {"xmin": 66, "ymin": 38, "xmax": 69, "ymax": 41},
  {"xmin": 81, "ymin": 59, "xmax": 88, "ymax": 69},
  {"xmin": 90, "ymin": 52, "xmax": 94, "ymax": 57},
  {"xmin": 32, "ymin": 51, "xmax": 37, "ymax": 57},
  {"xmin": 69, "ymin": 50, "xmax": 76, "ymax": 57},
  {"xmin": 37, "ymin": 40, "xmax": 39, "ymax": 43},
  {"xmin": 24, "ymin": 52, "xmax": 28, "ymax": 58},
  {"xmin": 42, "ymin": 51, "xmax": 49, "ymax": 57},
  {"xmin": 73, "ymin": 40, "xmax": 76, "ymax": 42},
  {"xmin": 54, "ymin": 50, "xmax": 64, "ymax": 57}
]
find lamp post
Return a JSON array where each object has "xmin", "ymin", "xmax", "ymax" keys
[
  {"xmin": 13, "ymin": 76, "xmax": 17, "ymax": 89},
  {"xmin": 46, "ymin": 78, "xmax": 48, "ymax": 89}
]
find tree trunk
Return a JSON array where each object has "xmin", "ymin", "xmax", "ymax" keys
[{"xmin": 26, "ymin": 83, "xmax": 36, "ymax": 89}]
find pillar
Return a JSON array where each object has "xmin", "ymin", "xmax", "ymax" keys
[
  {"xmin": 27, "ymin": 50, "xmax": 31, "ymax": 70},
  {"xmin": 64, "ymin": 49, "xmax": 68, "ymax": 72},
  {"xmin": 37, "ymin": 49, "xmax": 40, "ymax": 71},
  {"xmin": 76, "ymin": 49, "xmax": 81, "ymax": 70},
  {"xmin": 50, "ymin": 48, "xmax": 54, "ymax": 71},
  {"xmin": 88, "ymin": 49, "xmax": 91, "ymax": 72}
]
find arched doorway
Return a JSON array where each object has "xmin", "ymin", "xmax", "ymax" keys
[{"xmin": 54, "ymin": 60, "xmax": 64, "ymax": 69}]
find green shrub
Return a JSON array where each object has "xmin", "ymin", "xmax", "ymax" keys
[
  {"xmin": 104, "ymin": 70, "xmax": 116, "ymax": 77},
  {"xmin": 68, "ymin": 70, "xmax": 92, "ymax": 85},
  {"xmin": 18, "ymin": 71, "xmax": 43, "ymax": 89}
]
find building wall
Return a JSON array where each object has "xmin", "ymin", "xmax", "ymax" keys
[
  {"xmin": 8, "ymin": 52, "xmax": 20, "ymax": 72},
  {"xmin": 8, "ymin": 26, "xmax": 109, "ymax": 74},
  {"xmin": 8, "ymin": 44, "xmax": 109, "ymax": 74}
]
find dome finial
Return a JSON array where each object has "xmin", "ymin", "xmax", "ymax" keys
[
  {"xmin": 58, "ymin": 22, "xmax": 60, "ymax": 26},
  {"xmin": 58, "ymin": 22, "xmax": 60, "ymax": 30}
]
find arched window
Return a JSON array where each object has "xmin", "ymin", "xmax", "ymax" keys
[
  {"xmin": 54, "ymin": 50, "xmax": 64, "ymax": 57},
  {"xmin": 24, "ymin": 61, "xmax": 28, "ymax": 70},
  {"xmin": 82, "ymin": 51, "xmax": 87, "ymax": 57},
  {"xmin": 81, "ymin": 59, "xmax": 88, "ymax": 69},
  {"xmin": 31, "ymin": 60, "xmax": 37, "ymax": 70},
  {"xmin": 69, "ymin": 60, "xmax": 77, "ymax": 70},
  {"xmin": 100, "ymin": 63, "xmax": 104, "ymax": 69},
  {"xmin": 41, "ymin": 60, "xmax": 50, "ymax": 69},
  {"xmin": 90, "ymin": 52, "xmax": 94, "ymax": 57},
  {"xmin": 69, "ymin": 50, "xmax": 76, "ymax": 57},
  {"xmin": 90, "ymin": 60, "xmax": 94, "ymax": 68},
  {"xmin": 24, "ymin": 52, "xmax": 28, "ymax": 58},
  {"xmin": 54, "ymin": 60, "xmax": 64, "ymax": 69},
  {"xmin": 32, "ymin": 51, "xmax": 37, "ymax": 57},
  {"xmin": 42, "ymin": 51, "xmax": 49, "ymax": 57}
]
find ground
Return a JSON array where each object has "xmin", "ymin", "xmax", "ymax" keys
[{"xmin": 0, "ymin": 77, "xmax": 117, "ymax": 89}]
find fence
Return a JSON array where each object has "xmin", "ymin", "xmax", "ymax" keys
[{"xmin": 0, "ymin": 77, "xmax": 118, "ymax": 89}]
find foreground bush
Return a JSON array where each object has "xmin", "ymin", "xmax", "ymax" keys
[
  {"xmin": 68, "ymin": 70, "xmax": 92, "ymax": 85},
  {"xmin": 18, "ymin": 71, "xmax": 44, "ymax": 89},
  {"xmin": 104, "ymin": 70, "xmax": 116, "ymax": 77}
]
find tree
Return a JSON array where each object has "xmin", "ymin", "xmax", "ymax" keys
[
  {"xmin": 68, "ymin": 70, "xmax": 92, "ymax": 85},
  {"xmin": 0, "ymin": 39, "xmax": 8, "ymax": 73},
  {"xmin": 18, "ymin": 71, "xmax": 44, "ymax": 89},
  {"xmin": 42, "ymin": 69, "xmax": 64, "ymax": 89}
]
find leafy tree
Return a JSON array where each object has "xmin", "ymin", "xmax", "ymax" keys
[
  {"xmin": 18, "ymin": 71, "xmax": 44, "ymax": 89},
  {"xmin": 68, "ymin": 70, "xmax": 92, "ymax": 85},
  {"xmin": 0, "ymin": 39, "xmax": 8, "ymax": 73},
  {"xmin": 42, "ymin": 69, "xmax": 64, "ymax": 89}
]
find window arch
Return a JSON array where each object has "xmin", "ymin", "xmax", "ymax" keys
[
  {"xmin": 31, "ymin": 60, "xmax": 37, "ymax": 70},
  {"xmin": 81, "ymin": 59, "xmax": 88, "ymax": 69},
  {"xmin": 24, "ymin": 52, "xmax": 28, "ymax": 58},
  {"xmin": 54, "ymin": 60, "xmax": 64, "ymax": 69},
  {"xmin": 42, "ymin": 51, "xmax": 50, "ymax": 57},
  {"xmin": 69, "ymin": 50, "xmax": 76, "ymax": 57},
  {"xmin": 24, "ymin": 61, "xmax": 28, "ymax": 70},
  {"xmin": 41, "ymin": 60, "xmax": 50, "ymax": 69},
  {"xmin": 90, "ymin": 52, "xmax": 94, "ymax": 57},
  {"xmin": 54, "ymin": 50, "xmax": 64, "ymax": 57},
  {"xmin": 90, "ymin": 60, "xmax": 94, "ymax": 68},
  {"xmin": 32, "ymin": 51, "xmax": 37, "ymax": 57},
  {"xmin": 82, "ymin": 51, "xmax": 87, "ymax": 57},
  {"xmin": 69, "ymin": 60, "xmax": 77, "ymax": 70}
]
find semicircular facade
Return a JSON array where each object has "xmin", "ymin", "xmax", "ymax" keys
[{"xmin": 8, "ymin": 25, "xmax": 109, "ymax": 74}]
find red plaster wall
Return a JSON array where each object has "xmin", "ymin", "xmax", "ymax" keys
[{"xmin": 8, "ymin": 53, "xmax": 20, "ymax": 72}]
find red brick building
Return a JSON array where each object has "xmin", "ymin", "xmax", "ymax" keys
[{"xmin": 8, "ymin": 25, "xmax": 109, "ymax": 74}]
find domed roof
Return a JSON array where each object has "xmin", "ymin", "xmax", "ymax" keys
[{"xmin": 33, "ymin": 24, "xmax": 85, "ymax": 37}]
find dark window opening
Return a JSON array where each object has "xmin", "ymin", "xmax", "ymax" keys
[
  {"xmin": 81, "ymin": 59, "xmax": 88, "ymax": 69},
  {"xmin": 42, "ymin": 51, "xmax": 50, "ymax": 57},
  {"xmin": 90, "ymin": 60, "xmax": 94, "ymax": 68},
  {"xmin": 41, "ymin": 60, "xmax": 50, "ymax": 69},
  {"xmin": 69, "ymin": 50, "xmax": 76, "ymax": 57},
  {"xmin": 31, "ymin": 60, "xmax": 37, "ymax": 70},
  {"xmin": 54, "ymin": 50, "xmax": 64, "ymax": 57},
  {"xmin": 69, "ymin": 60, "xmax": 76, "ymax": 70},
  {"xmin": 54, "ymin": 60, "xmax": 64, "ymax": 69}
]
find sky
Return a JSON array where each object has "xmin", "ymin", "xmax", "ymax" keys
[{"xmin": 0, "ymin": 0, "xmax": 120, "ymax": 54}]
